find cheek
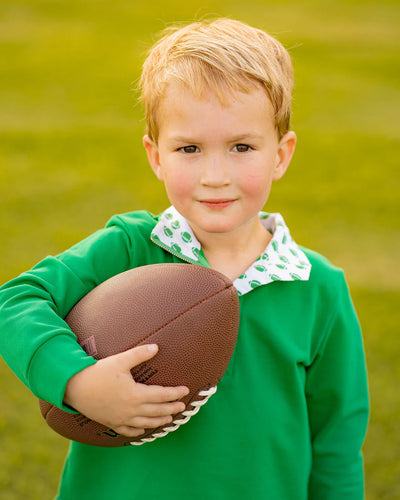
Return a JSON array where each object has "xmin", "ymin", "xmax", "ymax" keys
[
  {"xmin": 163, "ymin": 169, "xmax": 194, "ymax": 200},
  {"xmin": 239, "ymin": 170, "xmax": 274, "ymax": 199}
]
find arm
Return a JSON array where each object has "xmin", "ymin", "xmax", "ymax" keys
[
  {"xmin": 0, "ymin": 221, "xmax": 133, "ymax": 410},
  {"xmin": 0, "ymin": 215, "xmax": 188, "ymax": 434},
  {"xmin": 306, "ymin": 273, "xmax": 369, "ymax": 499}
]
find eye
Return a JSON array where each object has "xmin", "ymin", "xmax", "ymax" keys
[
  {"xmin": 233, "ymin": 144, "xmax": 252, "ymax": 153},
  {"xmin": 179, "ymin": 145, "xmax": 199, "ymax": 154}
]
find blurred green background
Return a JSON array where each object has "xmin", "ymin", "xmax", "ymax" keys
[{"xmin": 0, "ymin": 0, "xmax": 399, "ymax": 498}]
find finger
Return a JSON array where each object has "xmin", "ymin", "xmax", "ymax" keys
[
  {"xmin": 129, "ymin": 415, "xmax": 174, "ymax": 429},
  {"xmin": 135, "ymin": 383, "xmax": 189, "ymax": 403},
  {"xmin": 112, "ymin": 344, "xmax": 158, "ymax": 370},
  {"xmin": 113, "ymin": 426, "xmax": 145, "ymax": 438},
  {"xmin": 138, "ymin": 400, "xmax": 186, "ymax": 417}
]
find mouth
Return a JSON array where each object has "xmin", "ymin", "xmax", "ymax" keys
[{"xmin": 199, "ymin": 199, "xmax": 236, "ymax": 210}]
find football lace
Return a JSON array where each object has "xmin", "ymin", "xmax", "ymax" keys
[{"xmin": 130, "ymin": 385, "xmax": 217, "ymax": 446}]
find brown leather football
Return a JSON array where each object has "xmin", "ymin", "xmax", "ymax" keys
[{"xmin": 39, "ymin": 263, "xmax": 239, "ymax": 447}]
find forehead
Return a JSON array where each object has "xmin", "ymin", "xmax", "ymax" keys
[
  {"xmin": 157, "ymin": 82, "xmax": 276, "ymax": 136},
  {"xmin": 160, "ymin": 78, "xmax": 267, "ymax": 107}
]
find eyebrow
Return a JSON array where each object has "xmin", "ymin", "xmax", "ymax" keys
[
  {"xmin": 167, "ymin": 133, "xmax": 264, "ymax": 144},
  {"xmin": 228, "ymin": 133, "xmax": 264, "ymax": 143}
]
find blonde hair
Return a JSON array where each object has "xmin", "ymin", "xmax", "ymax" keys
[{"xmin": 139, "ymin": 18, "xmax": 293, "ymax": 142}]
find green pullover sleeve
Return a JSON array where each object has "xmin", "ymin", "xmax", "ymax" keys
[
  {"xmin": 0, "ymin": 217, "xmax": 137, "ymax": 412},
  {"xmin": 306, "ymin": 272, "xmax": 369, "ymax": 498}
]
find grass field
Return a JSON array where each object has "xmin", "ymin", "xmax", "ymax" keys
[{"xmin": 1, "ymin": 0, "xmax": 399, "ymax": 498}]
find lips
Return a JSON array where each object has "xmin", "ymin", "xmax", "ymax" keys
[{"xmin": 199, "ymin": 199, "xmax": 236, "ymax": 210}]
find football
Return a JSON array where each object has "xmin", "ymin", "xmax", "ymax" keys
[{"xmin": 39, "ymin": 263, "xmax": 240, "ymax": 447}]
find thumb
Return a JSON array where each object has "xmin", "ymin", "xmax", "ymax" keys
[{"xmin": 114, "ymin": 344, "xmax": 159, "ymax": 370}]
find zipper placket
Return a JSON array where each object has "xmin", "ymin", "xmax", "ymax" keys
[{"xmin": 151, "ymin": 236, "xmax": 205, "ymax": 266}]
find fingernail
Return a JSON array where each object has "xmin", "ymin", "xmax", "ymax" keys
[{"xmin": 147, "ymin": 344, "xmax": 158, "ymax": 353}]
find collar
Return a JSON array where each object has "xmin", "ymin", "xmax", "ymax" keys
[{"xmin": 151, "ymin": 206, "xmax": 311, "ymax": 296}]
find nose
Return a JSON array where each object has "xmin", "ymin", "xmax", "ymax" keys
[{"xmin": 200, "ymin": 154, "xmax": 231, "ymax": 187}]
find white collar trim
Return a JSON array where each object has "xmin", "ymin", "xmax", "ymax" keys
[{"xmin": 151, "ymin": 206, "xmax": 311, "ymax": 296}]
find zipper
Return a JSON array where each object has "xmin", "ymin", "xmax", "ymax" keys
[{"xmin": 150, "ymin": 235, "xmax": 210, "ymax": 267}]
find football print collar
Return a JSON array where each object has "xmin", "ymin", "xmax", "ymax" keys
[{"xmin": 151, "ymin": 206, "xmax": 311, "ymax": 296}]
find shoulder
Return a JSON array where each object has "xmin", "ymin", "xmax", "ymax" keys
[
  {"xmin": 301, "ymin": 246, "xmax": 345, "ymax": 282},
  {"xmin": 105, "ymin": 210, "xmax": 160, "ymax": 238},
  {"xmin": 299, "ymin": 246, "xmax": 350, "ymax": 302}
]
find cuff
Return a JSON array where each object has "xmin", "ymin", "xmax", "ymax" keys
[{"xmin": 28, "ymin": 334, "xmax": 97, "ymax": 413}]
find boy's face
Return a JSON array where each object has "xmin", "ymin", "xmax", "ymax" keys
[{"xmin": 144, "ymin": 83, "xmax": 296, "ymax": 245}]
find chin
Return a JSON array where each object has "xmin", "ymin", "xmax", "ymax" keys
[{"xmin": 191, "ymin": 220, "xmax": 239, "ymax": 235}]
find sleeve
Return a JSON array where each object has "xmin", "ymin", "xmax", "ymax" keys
[
  {"xmin": 0, "ymin": 216, "xmax": 136, "ymax": 412},
  {"xmin": 305, "ymin": 271, "xmax": 369, "ymax": 499}
]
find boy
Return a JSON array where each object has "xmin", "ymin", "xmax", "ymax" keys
[{"xmin": 0, "ymin": 18, "xmax": 369, "ymax": 499}]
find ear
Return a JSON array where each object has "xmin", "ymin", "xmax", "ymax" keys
[
  {"xmin": 143, "ymin": 135, "xmax": 164, "ymax": 181},
  {"xmin": 272, "ymin": 131, "xmax": 297, "ymax": 181}
]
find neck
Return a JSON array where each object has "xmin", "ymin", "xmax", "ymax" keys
[{"xmin": 191, "ymin": 222, "xmax": 272, "ymax": 281}]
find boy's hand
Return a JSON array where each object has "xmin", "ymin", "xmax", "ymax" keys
[{"xmin": 64, "ymin": 344, "xmax": 189, "ymax": 438}]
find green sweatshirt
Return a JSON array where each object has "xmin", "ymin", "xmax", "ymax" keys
[{"xmin": 0, "ymin": 208, "xmax": 369, "ymax": 499}]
